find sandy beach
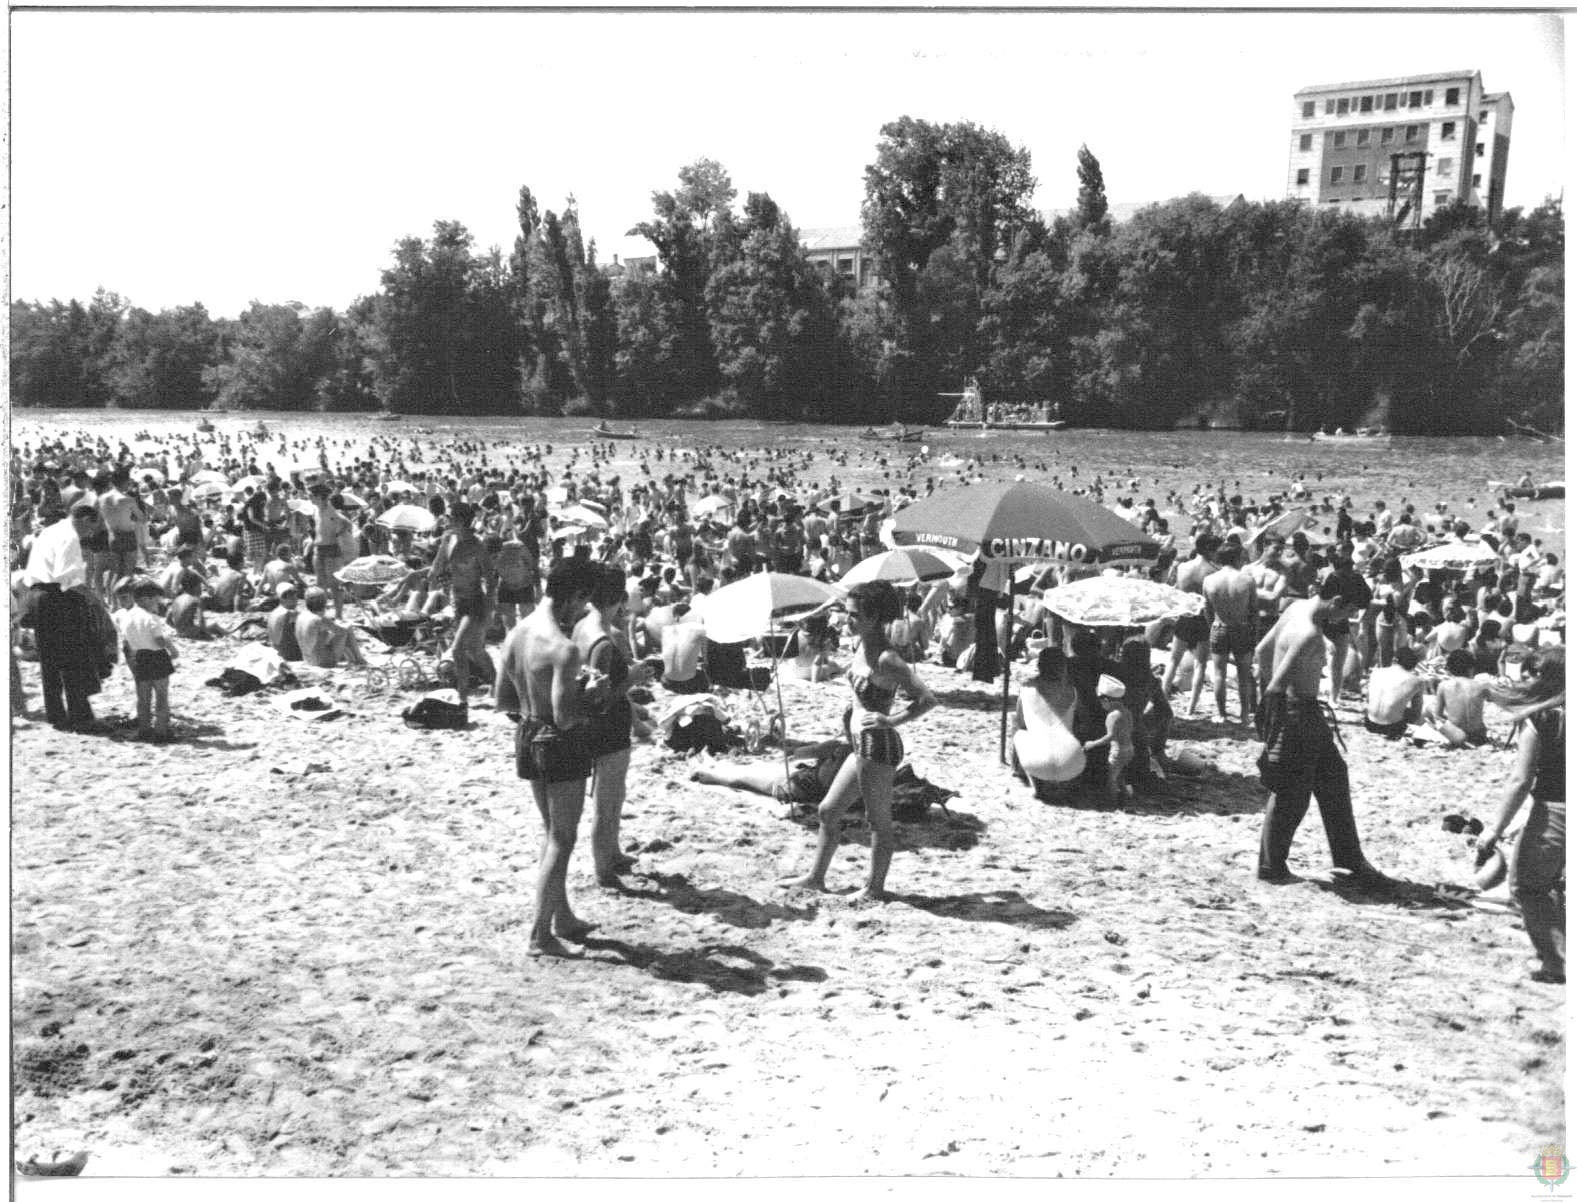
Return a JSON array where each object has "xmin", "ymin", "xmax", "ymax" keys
[{"xmin": 10, "ymin": 623, "xmax": 1564, "ymax": 1180}]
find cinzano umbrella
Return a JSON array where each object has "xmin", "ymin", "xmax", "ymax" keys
[{"xmin": 891, "ymin": 481, "xmax": 1159, "ymax": 759}]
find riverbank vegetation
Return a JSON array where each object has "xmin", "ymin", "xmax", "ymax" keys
[{"xmin": 11, "ymin": 119, "xmax": 1563, "ymax": 434}]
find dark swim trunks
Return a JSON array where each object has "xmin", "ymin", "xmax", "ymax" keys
[
  {"xmin": 1174, "ymin": 613, "xmax": 1209, "ymax": 649},
  {"xmin": 454, "ymin": 592, "xmax": 491, "ymax": 621},
  {"xmin": 1363, "ymin": 715, "xmax": 1408, "ymax": 739},
  {"xmin": 496, "ymin": 583, "xmax": 535, "ymax": 605},
  {"xmin": 1322, "ymin": 618, "xmax": 1353, "ymax": 642},
  {"xmin": 1209, "ymin": 618, "xmax": 1255, "ymax": 658},
  {"xmin": 515, "ymin": 715, "xmax": 592, "ymax": 783}
]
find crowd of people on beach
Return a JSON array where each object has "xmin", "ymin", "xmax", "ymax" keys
[{"xmin": 8, "ymin": 420, "xmax": 1566, "ymax": 979}]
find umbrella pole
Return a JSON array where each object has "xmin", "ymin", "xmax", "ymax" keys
[
  {"xmin": 773, "ymin": 616, "xmax": 792, "ymax": 784},
  {"xmin": 1000, "ymin": 600, "xmax": 1012, "ymax": 764}
]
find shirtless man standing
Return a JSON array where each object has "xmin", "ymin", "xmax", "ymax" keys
[
  {"xmin": 1203, "ymin": 542, "xmax": 1259, "ymax": 724},
  {"xmin": 495, "ymin": 557, "xmax": 603, "ymax": 958},
  {"xmin": 430, "ymin": 502, "xmax": 496, "ymax": 698},
  {"xmin": 1162, "ymin": 532, "xmax": 1219, "ymax": 714},
  {"xmin": 97, "ymin": 469, "xmax": 145, "ymax": 594},
  {"xmin": 1253, "ymin": 572, "xmax": 1394, "ymax": 890}
]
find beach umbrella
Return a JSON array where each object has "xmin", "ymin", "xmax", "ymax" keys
[
  {"xmin": 335, "ymin": 555, "xmax": 409, "ymax": 587},
  {"xmin": 691, "ymin": 494, "xmax": 732, "ymax": 519},
  {"xmin": 227, "ymin": 473, "xmax": 268, "ymax": 495},
  {"xmin": 188, "ymin": 469, "xmax": 227, "ymax": 485},
  {"xmin": 550, "ymin": 504, "xmax": 609, "ymax": 529},
  {"xmin": 381, "ymin": 479, "xmax": 419, "ymax": 495},
  {"xmin": 134, "ymin": 465, "xmax": 166, "ymax": 485},
  {"xmin": 1401, "ymin": 540, "xmax": 1501, "ymax": 573},
  {"xmin": 1247, "ymin": 507, "xmax": 1314, "ymax": 547},
  {"xmin": 817, "ymin": 490, "xmax": 881, "ymax": 516},
  {"xmin": 695, "ymin": 571, "xmax": 842, "ymax": 783},
  {"xmin": 187, "ymin": 479, "xmax": 226, "ymax": 503},
  {"xmin": 337, "ymin": 491, "xmax": 369, "ymax": 510},
  {"xmin": 839, "ymin": 547, "xmax": 957, "ymax": 588},
  {"xmin": 376, "ymin": 503, "xmax": 438, "ymax": 533},
  {"xmin": 286, "ymin": 498, "xmax": 317, "ymax": 517},
  {"xmin": 695, "ymin": 572, "xmax": 839, "ymax": 644},
  {"xmin": 891, "ymin": 481, "xmax": 1159, "ymax": 760},
  {"xmin": 1040, "ymin": 575, "xmax": 1206, "ymax": 628}
]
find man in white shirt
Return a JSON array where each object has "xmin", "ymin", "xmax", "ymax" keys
[{"xmin": 22, "ymin": 503, "xmax": 109, "ymax": 730}]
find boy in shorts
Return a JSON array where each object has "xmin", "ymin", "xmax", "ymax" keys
[{"xmin": 116, "ymin": 578, "xmax": 179, "ymax": 741}]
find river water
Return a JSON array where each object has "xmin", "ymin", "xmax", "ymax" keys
[{"xmin": 11, "ymin": 411, "xmax": 1566, "ymax": 544}]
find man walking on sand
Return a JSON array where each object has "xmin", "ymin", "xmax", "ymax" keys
[
  {"xmin": 1253, "ymin": 572, "xmax": 1395, "ymax": 891},
  {"xmin": 1162, "ymin": 532, "xmax": 1218, "ymax": 714},
  {"xmin": 495, "ymin": 557, "xmax": 605, "ymax": 959},
  {"xmin": 1203, "ymin": 542, "xmax": 1259, "ymax": 724}
]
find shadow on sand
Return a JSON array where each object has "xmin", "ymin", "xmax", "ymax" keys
[
  {"xmin": 891, "ymin": 888, "xmax": 1076, "ymax": 931},
  {"xmin": 622, "ymin": 869, "xmax": 820, "ymax": 930},
  {"xmin": 578, "ymin": 935, "xmax": 827, "ymax": 996}
]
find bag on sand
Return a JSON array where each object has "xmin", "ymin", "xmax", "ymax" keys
[
  {"xmin": 403, "ymin": 694, "xmax": 470, "ymax": 730},
  {"xmin": 665, "ymin": 709, "xmax": 732, "ymax": 754}
]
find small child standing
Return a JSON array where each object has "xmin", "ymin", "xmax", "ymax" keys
[
  {"xmin": 1082, "ymin": 674, "xmax": 1135, "ymax": 800},
  {"xmin": 115, "ymin": 578, "xmax": 179, "ymax": 741}
]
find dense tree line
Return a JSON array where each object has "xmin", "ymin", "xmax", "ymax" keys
[{"xmin": 11, "ymin": 118, "xmax": 1563, "ymax": 434}]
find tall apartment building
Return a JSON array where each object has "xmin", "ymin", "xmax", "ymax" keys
[{"xmin": 1287, "ymin": 70, "xmax": 1513, "ymax": 223}]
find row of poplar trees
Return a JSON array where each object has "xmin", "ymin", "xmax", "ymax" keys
[{"xmin": 10, "ymin": 117, "xmax": 1564, "ymax": 434}]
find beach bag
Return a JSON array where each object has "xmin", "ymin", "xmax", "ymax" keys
[
  {"xmin": 665, "ymin": 709, "xmax": 731, "ymax": 754},
  {"xmin": 403, "ymin": 694, "xmax": 470, "ymax": 730}
]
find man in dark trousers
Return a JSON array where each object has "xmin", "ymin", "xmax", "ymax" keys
[{"xmin": 22, "ymin": 503, "xmax": 111, "ymax": 731}]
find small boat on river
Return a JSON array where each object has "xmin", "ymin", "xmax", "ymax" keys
[{"xmin": 589, "ymin": 423, "xmax": 640, "ymax": 440}]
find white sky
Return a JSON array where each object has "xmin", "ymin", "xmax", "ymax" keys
[{"xmin": 10, "ymin": 9, "xmax": 1567, "ymax": 318}]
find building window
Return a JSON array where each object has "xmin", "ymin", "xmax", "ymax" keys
[
  {"xmin": 1434, "ymin": 191, "xmax": 1451, "ymax": 205},
  {"xmin": 1353, "ymin": 164, "xmax": 1367, "ymax": 184},
  {"xmin": 1424, "ymin": 89, "xmax": 1434, "ymax": 105},
  {"xmin": 1302, "ymin": 101, "xmax": 1315, "ymax": 119},
  {"xmin": 1333, "ymin": 131, "xmax": 1346, "ymax": 148},
  {"xmin": 1356, "ymin": 129, "xmax": 1370, "ymax": 146},
  {"xmin": 1476, "ymin": 142, "xmax": 1485, "ymax": 157},
  {"xmin": 1441, "ymin": 121, "xmax": 1456, "ymax": 140},
  {"xmin": 1405, "ymin": 125, "xmax": 1420, "ymax": 142},
  {"xmin": 1299, "ymin": 133, "xmax": 1313, "ymax": 151},
  {"xmin": 1479, "ymin": 109, "xmax": 1488, "ymax": 122},
  {"xmin": 1445, "ymin": 87, "xmax": 1460, "ymax": 106},
  {"xmin": 1384, "ymin": 93, "xmax": 1398, "ymax": 110},
  {"xmin": 1330, "ymin": 166, "xmax": 1344, "ymax": 184},
  {"xmin": 1297, "ymin": 168, "xmax": 1310, "ymax": 186},
  {"xmin": 1472, "ymin": 173, "xmax": 1482, "ymax": 188},
  {"xmin": 1437, "ymin": 157, "xmax": 1454, "ymax": 177},
  {"xmin": 1408, "ymin": 91, "xmax": 1423, "ymax": 108},
  {"xmin": 1337, "ymin": 98, "xmax": 1350, "ymax": 116},
  {"xmin": 1359, "ymin": 96, "xmax": 1373, "ymax": 113},
  {"xmin": 1326, "ymin": 99, "xmax": 1336, "ymax": 115},
  {"xmin": 1381, "ymin": 126, "xmax": 1395, "ymax": 144}
]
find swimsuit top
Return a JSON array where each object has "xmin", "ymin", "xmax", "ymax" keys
[{"xmin": 849, "ymin": 650, "xmax": 897, "ymax": 715}]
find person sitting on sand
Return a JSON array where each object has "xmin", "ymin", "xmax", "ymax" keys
[
  {"xmin": 1427, "ymin": 649, "xmax": 1493, "ymax": 746},
  {"xmin": 267, "ymin": 583, "xmax": 304, "ymax": 662},
  {"xmin": 295, "ymin": 586, "xmax": 367, "ymax": 668},
  {"xmin": 206, "ymin": 552, "xmax": 254, "ymax": 613},
  {"xmin": 782, "ymin": 613, "xmax": 842, "ymax": 682},
  {"xmin": 661, "ymin": 617, "xmax": 709, "ymax": 694},
  {"xmin": 167, "ymin": 571, "xmax": 214, "ymax": 639},
  {"xmin": 1081, "ymin": 674, "xmax": 1135, "ymax": 801},
  {"xmin": 1012, "ymin": 646, "xmax": 1085, "ymax": 804},
  {"xmin": 261, "ymin": 543, "xmax": 306, "ymax": 597},
  {"xmin": 783, "ymin": 581, "xmax": 938, "ymax": 903},
  {"xmin": 1363, "ymin": 646, "xmax": 1429, "ymax": 738}
]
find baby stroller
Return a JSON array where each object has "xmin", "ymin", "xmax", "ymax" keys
[{"xmin": 356, "ymin": 612, "xmax": 456, "ymax": 693}]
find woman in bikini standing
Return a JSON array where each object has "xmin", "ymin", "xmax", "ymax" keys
[
  {"xmin": 784, "ymin": 581, "xmax": 937, "ymax": 903},
  {"xmin": 574, "ymin": 564, "xmax": 656, "ymax": 887}
]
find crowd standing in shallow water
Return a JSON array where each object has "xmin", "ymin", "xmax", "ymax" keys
[{"xmin": 8, "ymin": 420, "xmax": 1565, "ymax": 980}]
